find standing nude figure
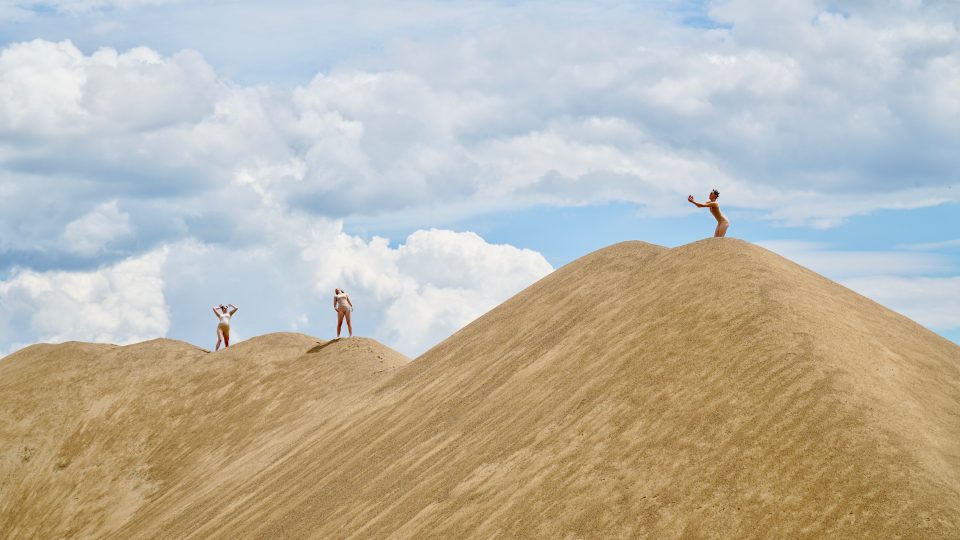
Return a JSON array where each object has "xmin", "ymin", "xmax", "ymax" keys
[
  {"xmin": 688, "ymin": 189, "xmax": 729, "ymax": 237},
  {"xmin": 333, "ymin": 289, "xmax": 354, "ymax": 338},
  {"xmin": 213, "ymin": 303, "xmax": 238, "ymax": 351}
]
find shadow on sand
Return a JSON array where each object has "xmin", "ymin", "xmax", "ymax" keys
[{"xmin": 307, "ymin": 339, "xmax": 340, "ymax": 354}]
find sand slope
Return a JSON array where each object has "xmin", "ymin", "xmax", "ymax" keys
[
  {"xmin": 2, "ymin": 239, "xmax": 958, "ymax": 538},
  {"xmin": 0, "ymin": 335, "xmax": 408, "ymax": 538}
]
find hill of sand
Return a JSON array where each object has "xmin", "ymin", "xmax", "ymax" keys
[
  {"xmin": 1, "ymin": 238, "xmax": 958, "ymax": 538},
  {"xmin": 0, "ymin": 335, "xmax": 408, "ymax": 538}
]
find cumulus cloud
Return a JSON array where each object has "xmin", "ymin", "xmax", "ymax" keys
[
  {"xmin": 1, "ymin": 2, "xmax": 959, "ymax": 352},
  {"xmin": 291, "ymin": 221, "xmax": 553, "ymax": 355},
  {"xmin": 189, "ymin": 220, "xmax": 554, "ymax": 356},
  {"xmin": 3, "ymin": 0, "xmax": 960, "ymax": 246},
  {"xmin": 0, "ymin": 249, "xmax": 169, "ymax": 354},
  {"xmin": 385, "ymin": 229, "xmax": 553, "ymax": 352},
  {"xmin": 0, "ymin": 208, "xmax": 553, "ymax": 357},
  {"xmin": 60, "ymin": 200, "xmax": 133, "ymax": 256},
  {"xmin": 0, "ymin": 39, "xmax": 221, "ymax": 136}
]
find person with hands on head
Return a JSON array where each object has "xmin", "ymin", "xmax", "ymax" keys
[
  {"xmin": 213, "ymin": 303, "xmax": 238, "ymax": 351},
  {"xmin": 333, "ymin": 289, "xmax": 353, "ymax": 338},
  {"xmin": 688, "ymin": 189, "xmax": 729, "ymax": 238}
]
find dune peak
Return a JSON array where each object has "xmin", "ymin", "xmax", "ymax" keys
[{"xmin": 1, "ymin": 238, "xmax": 958, "ymax": 538}]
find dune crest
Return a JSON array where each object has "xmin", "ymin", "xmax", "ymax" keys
[{"xmin": 2, "ymin": 239, "xmax": 958, "ymax": 538}]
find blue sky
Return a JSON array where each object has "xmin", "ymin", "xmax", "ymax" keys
[{"xmin": 0, "ymin": 0, "xmax": 958, "ymax": 356}]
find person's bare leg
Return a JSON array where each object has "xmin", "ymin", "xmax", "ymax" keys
[
  {"xmin": 345, "ymin": 311, "xmax": 353, "ymax": 337},
  {"xmin": 715, "ymin": 221, "xmax": 729, "ymax": 238},
  {"xmin": 215, "ymin": 328, "xmax": 224, "ymax": 351},
  {"xmin": 337, "ymin": 311, "xmax": 345, "ymax": 337},
  {"xmin": 223, "ymin": 328, "xmax": 230, "ymax": 348}
]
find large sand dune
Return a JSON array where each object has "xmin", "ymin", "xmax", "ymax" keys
[{"xmin": 2, "ymin": 239, "xmax": 958, "ymax": 538}]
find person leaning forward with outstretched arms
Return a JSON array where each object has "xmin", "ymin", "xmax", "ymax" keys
[
  {"xmin": 213, "ymin": 303, "xmax": 238, "ymax": 351},
  {"xmin": 688, "ymin": 189, "xmax": 729, "ymax": 237}
]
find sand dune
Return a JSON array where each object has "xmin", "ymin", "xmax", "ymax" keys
[
  {"xmin": 0, "ymin": 335, "xmax": 407, "ymax": 538},
  {"xmin": 2, "ymin": 239, "xmax": 958, "ymax": 538}
]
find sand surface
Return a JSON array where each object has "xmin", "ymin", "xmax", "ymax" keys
[{"xmin": 1, "ymin": 239, "xmax": 958, "ymax": 538}]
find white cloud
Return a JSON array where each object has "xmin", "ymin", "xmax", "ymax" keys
[
  {"xmin": 0, "ymin": 5, "xmax": 32, "ymax": 23},
  {"xmin": 385, "ymin": 229, "xmax": 553, "ymax": 352},
  {"xmin": 756, "ymin": 240, "xmax": 951, "ymax": 278},
  {"xmin": 842, "ymin": 275, "xmax": 960, "ymax": 331},
  {"xmin": 754, "ymin": 189, "xmax": 958, "ymax": 229},
  {"xmin": 0, "ymin": 248, "xmax": 169, "ymax": 353},
  {"xmin": 15, "ymin": 0, "xmax": 183, "ymax": 15},
  {"xmin": 757, "ymin": 239, "xmax": 960, "ymax": 335},
  {"xmin": 3, "ymin": 0, "xmax": 960, "ymax": 241},
  {"xmin": 2, "ymin": 3, "xmax": 960, "ymax": 352},
  {"xmin": 898, "ymin": 238, "xmax": 960, "ymax": 251},
  {"xmin": 397, "ymin": 229, "xmax": 549, "ymax": 291},
  {"xmin": 295, "ymin": 223, "xmax": 553, "ymax": 354},
  {"xmin": 35, "ymin": 212, "xmax": 551, "ymax": 357},
  {"xmin": 0, "ymin": 40, "xmax": 221, "ymax": 136},
  {"xmin": 380, "ymin": 285, "xmax": 496, "ymax": 355},
  {"xmin": 0, "ymin": 40, "xmax": 87, "ymax": 135},
  {"xmin": 60, "ymin": 200, "xmax": 133, "ymax": 256}
]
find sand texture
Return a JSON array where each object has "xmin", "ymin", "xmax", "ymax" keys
[{"xmin": 1, "ymin": 239, "xmax": 958, "ymax": 538}]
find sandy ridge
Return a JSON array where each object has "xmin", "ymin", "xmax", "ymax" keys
[{"xmin": 1, "ymin": 239, "xmax": 958, "ymax": 538}]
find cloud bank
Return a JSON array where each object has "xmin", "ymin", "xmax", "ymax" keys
[
  {"xmin": 1, "ymin": 215, "xmax": 552, "ymax": 356},
  {"xmin": 0, "ymin": 249, "xmax": 169, "ymax": 354},
  {"xmin": 2, "ymin": 1, "xmax": 959, "ymax": 352}
]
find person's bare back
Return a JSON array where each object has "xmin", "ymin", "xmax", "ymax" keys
[
  {"xmin": 709, "ymin": 204, "xmax": 727, "ymax": 224},
  {"xmin": 688, "ymin": 189, "xmax": 729, "ymax": 237}
]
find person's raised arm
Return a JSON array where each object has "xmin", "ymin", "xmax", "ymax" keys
[
  {"xmin": 687, "ymin": 195, "xmax": 715, "ymax": 209},
  {"xmin": 212, "ymin": 307, "xmax": 219, "ymax": 318},
  {"xmin": 228, "ymin": 303, "xmax": 238, "ymax": 315}
]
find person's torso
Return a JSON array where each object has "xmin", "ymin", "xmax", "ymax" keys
[
  {"xmin": 710, "ymin": 204, "xmax": 727, "ymax": 222},
  {"xmin": 218, "ymin": 312, "xmax": 231, "ymax": 324},
  {"xmin": 335, "ymin": 294, "xmax": 349, "ymax": 308}
]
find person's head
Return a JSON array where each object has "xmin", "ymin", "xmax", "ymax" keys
[
  {"xmin": 709, "ymin": 188, "xmax": 720, "ymax": 201},
  {"xmin": 219, "ymin": 304, "xmax": 227, "ymax": 313},
  {"xmin": 335, "ymin": 288, "xmax": 342, "ymax": 295}
]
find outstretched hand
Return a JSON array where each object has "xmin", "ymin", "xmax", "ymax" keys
[{"xmin": 687, "ymin": 194, "xmax": 694, "ymax": 202}]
